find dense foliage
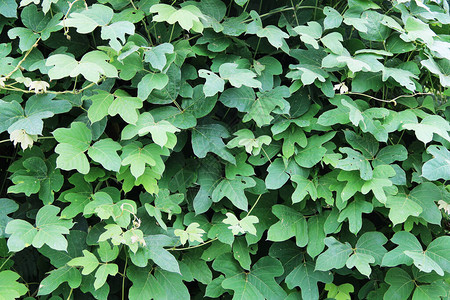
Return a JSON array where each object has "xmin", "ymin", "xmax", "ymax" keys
[{"xmin": 0, "ymin": 0, "xmax": 449, "ymax": 298}]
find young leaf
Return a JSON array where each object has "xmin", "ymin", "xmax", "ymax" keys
[
  {"xmin": 222, "ymin": 212, "xmax": 258, "ymax": 235},
  {"xmin": 150, "ymin": 4, "xmax": 205, "ymax": 33},
  {"xmin": 174, "ymin": 222, "xmax": 206, "ymax": 245},
  {"xmin": 227, "ymin": 129, "xmax": 271, "ymax": 156}
]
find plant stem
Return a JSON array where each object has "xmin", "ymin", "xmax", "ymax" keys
[{"xmin": 247, "ymin": 194, "xmax": 262, "ymax": 217}]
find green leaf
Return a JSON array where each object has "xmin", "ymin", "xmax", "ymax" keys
[
  {"xmin": 212, "ymin": 176, "xmax": 256, "ymax": 211},
  {"xmin": 191, "ymin": 122, "xmax": 236, "ymax": 164},
  {"xmin": 225, "ymin": 151, "xmax": 254, "ymax": 179},
  {"xmin": 219, "ymin": 63, "xmax": 262, "ymax": 89},
  {"xmin": 336, "ymin": 147, "xmax": 373, "ymax": 180},
  {"xmin": 121, "ymin": 112, "xmax": 180, "ymax": 147},
  {"xmin": 198, "ymin": 69, "xmax": 224, "ymax": 97},
  {"xmin": 323, "ymin": 6, "xmax": 342, "ymax": 29},
  {"xmin": 354, "ymin": 231, "xmax": 387, "ymax": 267},
  {"xmin": 285, "ymin": 259, "xmax": 332, "ymax": 300},
  {"xmin": 402, "ymin": 115, "xmax": 450, "ymax": 144},
  {"xmin": 233, "ymin": 236, "xmax": 251, "ymax": 269},
  {"xmin": 8, "ymin": 156, "xmax": 63, "ymax": 204},
  {"xmin": 382, "ymin": 231, "xmax": 420, "ymax": 267},
  {"xmin": 6, "ymin": 205, "xmax": 73, "ymax": 252},
  {"xmin": 321, "ymin": 32, "xmax": 344, "ymax": 54},
  {"xmin": 386, "ymin": 183, "xmax": 441, "ymax": 225},
  {"xmin": 7, "ymin": 28, "xmax": 39, "ymax": 52},
  {"xmin": 360, "ymin": 165, "xmax": 395, "ymax": 203},
  {"xmin": 108, "ymin": 90, "xmax": 143, "ymax": 124},
  {"xmin": 3, "ymin": 95, "xmax": 71, "ymax": 135},
  {"xmin": 401, "ymin": 16, "xmax": 436, "ymax": 45},
  {"xmin": 315, "ymin": 237, "xmax": 352, "ymax": 271},
  {"xmin": 46, "ymin": 51, "xmax": 118, "ymax": 82},
  {"xmin": 384, "ymin": 268, "xmax": 414, "ymax": 300},
  {"xmin": 137, "ymin": 73, "xmax": 169, "ymax": 101},
  {"xmin": 385, "ymin": 193, "xmax": 423, "ymax": 225},
  {"xmin": 405, "ymin": 236, "xmax": 450, "ymax": 276},
  {"xmin": 121, "ymin": 142, "xmax": 166, "ymax": 179},
  {"xmin": 337, "ymin": 195, "xmax": 373, "ymax": 234},
  {"xmin": 33, "ymin": 205, "xmax": 74, "ymax": 251},
  {"xmin": 325, "ymin": 283, "xmax": 354, "ymax": 300},
  {"xmin": 307, "ymin": 215, "xmax": 326, "ymax": 258},
  {"xmin": 422, "ymin": 145, "xmax": 450, "ymax": 180},
  {"xmin": 100, "ymin": 21, "xmax": 135, "ymax": 52},
  {"xmin": 243, "ymin": 86, "xmax": 290, "ymax": 127},
  {"xmin": 294, "ymin": 132, "xmax": 336, "ymax": 168},
  {"xmin": 94, "ymin": 263, "xmax": 118, "ymax": 290},
  {"xmin": 382, "ymin": 67, "xmax": 418, "ymax": 92},
  {"xmin": 87, "ymin": 139, "xmax": 121, "ymax": 172},
  {"xmin": 127, "ymin": 266, "xmax": 163, "ymax": 299},
  {"xmin": 219, "ymin": 86, "xmax": 255, "ymax": 112},
  {"xmin": 144, "ymin": 43, "xmax": 174, "ymax": 72},
  {"xmin": 37, "ymin": 265, "xmax": 81, "ymax": 295},
  {"xmin": 54, "ymin": 122, "xmax": 92, "ymax": 174},
  {"xmin": 214, "ymin": 254, "xmax": 287, "ymax": 300},
  {"xmin": 67, "ymin": 250, "xmax": 99, "ymax": 275},
  {"xmin": 294, "ymin": 21, "xmax": 322, "ymax": 49},
  {"xmin": 86, "ymin": 90, "xmax": 115, "ymax": 123},
  {"xmin": 139, "ymin": 235, "xmax": 180, "ymax": 273},
  {"xmin": 267, "ymin": 205, "xmax": 308, "ymax": 247},
  {"xmin": 0, "ymin": 271, "xmax": 28, "ymax": 299},
  {"xmin": 358, "ymin": 11, "xmax": 391, "ymax": 42},
  {"xmin": 61, "ymin": 4, "xmax": 113, "ymax": 33},
  {"xmin": 291, "ymin": 174, "xmax": 318, "ymax": 203},
  {"xmin": 0, "ymin": 198, "xmax": 18, "ymax": 238},
  {"xmin": 181, "ymin": 250, "xmax": 212, "ymax": 284},
  {"xmin": 0, "ymin": 0, "xmax": 17, "ymax": 18},
  {"xmin": 39, "ymin": 230, "xmax": 87, "ymax": 268}
]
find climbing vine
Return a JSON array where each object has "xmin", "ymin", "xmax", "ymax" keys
[{"xmin": 0, "ymin": 0, "xmax": 449, "ymax": 299}]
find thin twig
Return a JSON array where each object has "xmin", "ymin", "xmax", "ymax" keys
[
  {"xmin": 341, "ymin": 92, "xmax": 433, "ymax": 104},
  {"xmin": 169, "ymin": 237, "xmax": 218, "ymax": 251},
  {"xmin": 4, "ymin": 38, "xmax": 41, "ymax": 79}
]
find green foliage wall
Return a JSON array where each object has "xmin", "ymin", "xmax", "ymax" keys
[{"xmin": 0, "ymin": 0, "xmax": 450, "ymax": 298}]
